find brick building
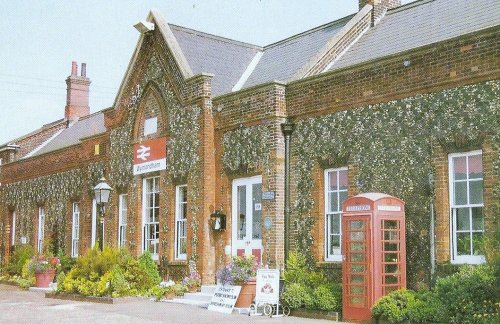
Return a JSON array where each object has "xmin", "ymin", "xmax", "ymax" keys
[{"xmin": 1, "ymin": 0, "xmax": 499, "ymax": 287}]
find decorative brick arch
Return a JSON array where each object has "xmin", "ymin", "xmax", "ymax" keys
[{"xmin": 132, "ymin": 82, "xmax": 169, "ymax": 142}]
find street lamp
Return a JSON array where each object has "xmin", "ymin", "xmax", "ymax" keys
[{"xmin": 93, "ymin": 177, "xmax": 112, "ymax": 251}]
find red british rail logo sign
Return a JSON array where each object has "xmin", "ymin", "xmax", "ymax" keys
[{"xmin": 133, "ymin": 137, "xmax": 167, "ymax": 175}]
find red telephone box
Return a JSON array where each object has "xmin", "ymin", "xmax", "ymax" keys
[{"xmin": 341, "ymin": 193, "xmax": 406, "ymax": 322}]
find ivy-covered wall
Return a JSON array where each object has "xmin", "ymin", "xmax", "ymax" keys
[{"xmin": 291, "ymin": 80, "xmax": 499, "ymax": 287}]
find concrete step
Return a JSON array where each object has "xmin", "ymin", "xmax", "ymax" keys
[
  {"xmin": 200, "ymin": 285, "xmax": 217, "ymax": 295},
  {"xmin": 182, "ymin": 292, "xmax": 213, "ymax": 302},
  {"xmin": 166, "ymin": 298, "xmax": 209, "ymax": 308}
]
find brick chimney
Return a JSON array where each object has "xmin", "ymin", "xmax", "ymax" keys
[
  {"xmin": 65, "ymin": 61, "xmax": 91, "ymax": 121},
  {"xmin": 359, "ymin": 0, "xmax": 401, "ymax": 25}
]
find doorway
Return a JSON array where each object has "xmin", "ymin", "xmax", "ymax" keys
[{"xmin": 232, "ymin": 176, "xmax": 263, "ymax": 263}]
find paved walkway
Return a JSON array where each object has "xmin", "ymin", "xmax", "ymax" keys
[{"xmin": 0, "ymin": 284, "xmax": 347, "ymax": 324}]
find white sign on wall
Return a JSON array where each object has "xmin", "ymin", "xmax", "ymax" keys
[
  {"xmin": 208, "ymin": 285, "xmax": 242, "ymax": 314},
  {"xmin": 255, "ymin": 269, "xmax": 280, "ymax": 304}
]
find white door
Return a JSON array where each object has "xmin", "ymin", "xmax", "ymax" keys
[{"xmin": 232, "ymin": 176, "xmax": 263, "ymax": 263}]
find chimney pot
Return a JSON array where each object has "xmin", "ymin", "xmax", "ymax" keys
[
  {"xmin": 71, "ymin": 61, "xmax": 78, "ymax": 76},
  {"xmin": 81, "ymin": 63, "xmax": 87, "ymax": 77}
]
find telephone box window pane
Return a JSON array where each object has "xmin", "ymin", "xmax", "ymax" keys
[
  {"xmin": 385, "ymin": 275, "xmax": 399, "ymax": 284},
  {"xmin": 351, "ymin": 253, "xmax": 365, "ymax": 262},
  {"xmin": 350, "ymin": 275, "xmax": 364, "ymax": 284},
  {"xmin": 384, "ymin": 286, "xmax": 398, "ymax": 294},
  {"xmin": 469, "ymin": 180, "xmax": 483, "ymax": 204},
  {"xmin": 457, "ymin": 233, "xmax": 471, "ymax": 255},
  {"xmin": 472, "ymin": 233, "xmax": 484, "ymax": 255},
  {"xmin": 453, "ymin": 156, "xmax": 467, "ymax": 180},
  {"xmin": 351, "ymin": 264, "xmax": 365, "ymax": 273},
  {"xmin": 468, "ymin": 154, "xmax": 483, "ymax": 179},
  {"xmin": 383, "ymin": 220, "xmax": 398, "ymax": 229},
  {"xmin": 384, "ymin": 242, "xmax": 399, "ymax": 251},
  {"xmin": 471, "ymin": 207, "xmax": 484, "ymax": 230},
  {"xmin": 456, "ymin": 208, "xmax": 470, "ymax": 230},
  {"xmin": 454, "ymin": 182, "xmax": 467, "ymax": 205},
  {"xmin": 384, "ymin": 253, "xmax": 398, "ymax": 262},
  {"xmin": 350, "ymin": 220, "xmax": 364, "ymax": 230},
  {"xmin": 384, "ymin": 264, "xmax": 398, "ymax": 274},
  {"xmin": 350, "ymin": 286, "xmax": 365, "ymax": 295},
  {"xmin": 350, "ymin": 242, "xmax": 364, "ymax": 251},
  {"xmin": 350, "ymin": 231, "xmax": 364, "ymax": 241},
  {"xmin": 384, "ymin": 231, "xmax": 399, "ymax": 241}
]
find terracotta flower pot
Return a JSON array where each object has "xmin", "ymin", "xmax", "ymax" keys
[
  {"xmin": 234, "ymin": 277, "xmax": 256, "ymax": 308},
  {"xmin": 34, "ymin": 269, "xmax": 56, "ymax": 288}
]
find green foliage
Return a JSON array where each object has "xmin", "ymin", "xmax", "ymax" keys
[
  {"xmin": 17, "ymin": 278, "xmax": 32, "ymax": 289},
  {"xmin": 55, "ymin": 271, "xmax": 66, "ymax": 293},
  {"xmin": 406, "ymin": 290, "xmax": 444, "ymax": 323},
  {"xmin": 138, "ymin": 251, "xmax": 161, "ymax": 286},
  {"xmin": 371, "ymin": 289, "xmax": 416, "ymax": 323},
  {"xmin": 6, "ymin": 245, "xmax": 35, "ymax": 276},
  {"xmin": 282, "ymin": 283, "xmax": 312, "ymax": 309},
  {"xmin": 312, "ymin": 284, "xmax": 341, "ymax": 311},
  {"xmin": 61, "ymin": 247, "xmax": 160, "ymax": 297},
  {"xmin": 57, "ymin": 253, "xmax": 75, "ymax": 274},
  {"xmin": 283, "ymin": 252, "xmax": 325, "ymax": 286},
  {"xmin": 434, "ymin": 264, "xmax": 499, "ymax": 323}
]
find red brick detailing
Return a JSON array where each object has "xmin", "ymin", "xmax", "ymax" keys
[{"xmin": 65, "ymin": 61, "xmax": 91, "ymax": 121}]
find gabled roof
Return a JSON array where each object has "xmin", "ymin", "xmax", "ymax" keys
[
  {"xmin": 330, "ymin": 0, "xmax": 500, "ymax": 71},
  {"xmin": 170, "ymin": 24, "xmax": 261, "ymax": 96},
  {"xmin": 31, "ymin": 112, "xmax": 106, "ymax": 157},
  {"xmin": 242, "ymin": 15, "xmax": 352, "ymax": 88}
]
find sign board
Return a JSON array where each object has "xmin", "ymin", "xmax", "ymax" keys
[
  {"xmin": 208, "ymin": 285, "xmax": 242, "ymax": 314},
  {"xmin": 132, "ymin": 137, "xmax": 167, "ymax": 175},
  {"xmin": 346, "ymin": 205, "xmax": 370, "ymax": 212},
  {"xmin": 255, "ymin": 269, "xmax": 280, "ymax": 304},
  {"xmin": 378, "ymin": 205, "xmax": 401, "ymax": 212},
  {"xmin": 262, "ymin": 191, "xmax": 275, "ymax": 200}
]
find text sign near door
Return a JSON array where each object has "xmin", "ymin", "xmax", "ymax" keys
[
  {"xmin": 133, "ymin": 137, "xmax": 166, "ymax": 175},
  {"xmin": 208, "ymin": 285, "xmax": 242, "ymax": 314},
  {"xmin": 255, "ymin": 269, "xmax": 280, "ymax": 304}
]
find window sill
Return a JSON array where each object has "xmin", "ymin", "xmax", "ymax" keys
[{"xmin": 169, "ymin": 260, "xmax": 188, "ymax": 266}]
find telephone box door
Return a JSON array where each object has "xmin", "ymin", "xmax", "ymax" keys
[{"xmin": 342, "ymin": 215, "xmax": 372, "ymax": 321}]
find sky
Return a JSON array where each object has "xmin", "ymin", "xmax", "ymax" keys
[{"xmin": 0, "ymin": 0, "xmax": 415, "ymax": 145}]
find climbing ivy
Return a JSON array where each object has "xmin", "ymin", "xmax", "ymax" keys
[
  {"xmin": 221, "ymin": 124, "xmax": 271, "ymax": 172},
  {"xmin": 292, "ymin": 80, "xmax": 499, "ymax": 287}
]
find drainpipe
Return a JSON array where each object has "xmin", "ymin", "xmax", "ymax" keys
[
  {"xmin": 281, "ymin": 121, "xmax": 294, "ymax": 268},
  {"xmin": 428, "ymin": 173, "xmax": 436, "ymax": 283}
]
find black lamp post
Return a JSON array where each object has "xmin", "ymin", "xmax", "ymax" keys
[{"xmin": 93, "ymin": 177, "xmax": 112, "ymax": 251}]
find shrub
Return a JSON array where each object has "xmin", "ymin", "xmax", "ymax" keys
[
  {"xmin": 6, "ymin": 245, "xmax": 35, "ymax": 276},
  {"xmin": 407, "ymin": 289, "xmax": 444, "ymax": 323},
  {"xmin": 312, "ymin": 284, "xmax": 341, "ymax": 311},
  {"xmin": 282, "ymin": 283, "xmax": 313, "ymax": 309},
  {"xmin": 138, "ymin": 251, "xmax": 161, "ymax": 286},
  {"xmin": 434, "ymin": 264, "xmax": 499, "ymax": 323},
  {"xmin": 371, "ymin": 289, "xmax": 416, "ymax": 323}
]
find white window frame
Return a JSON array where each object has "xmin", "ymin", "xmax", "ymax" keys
[
  {"xmin": 324, "ymin": 167, "xmax": 348, "ymax": 262},
  {"xmin": 118, "ymin": 194, "xmax": 128, "ymax": 248},
  {"xmin": 37, "ymin": 207, "xmax": 45, "ymax": 253},
  {"xmin": 11, "ymin": 211, "xmax": 16, "ymax": 246},
  {"xmin": 448, "ymin": 150, "xmax": 485, "ymax": 264},
  {"xmin": 142, "ymin": 176, "xmax": 160, "ymax": 260},
  {"xmin": 91, "ymin": 199, "xmax": 97, "ymax": 248},
  {"xmin": 144, "ymin": 117, "xmax": 158, "ymax": 136},
  {"xmin": 71, "ymin": 203, "xmax": 80, "ymax": 257},
  {"xmin": 175, "ymin": 185, "xmax": 188, "ymax": 260}
]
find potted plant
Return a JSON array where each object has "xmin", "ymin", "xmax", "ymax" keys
[
  {"xmin": 216, "ymin": 255, "xmax": 258, "ymax": 308},
  {"xmin": 182, "ymin": 270, "xmax": 201, "ymax": 292},
  {"xmin": 27, "ymin": 256, "xmax": 60, "ymax": 288}
]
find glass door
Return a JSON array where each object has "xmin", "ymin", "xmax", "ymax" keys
[{"xmin": 232, "ymin": 176, "xmax": 263, "ymax": 263}]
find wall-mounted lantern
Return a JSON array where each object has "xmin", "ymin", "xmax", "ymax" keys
[{"xmin": 210, "ymin": 210, "xmax": 226, "ymax": 231}]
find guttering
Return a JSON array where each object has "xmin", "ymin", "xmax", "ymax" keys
[
  {"xmin": 0, "ymin": 144, "xmax": 20, "ymax": 153},
  {"xmin": 281, "ymin": 120, "xmax": 295, "ymax": 268}
]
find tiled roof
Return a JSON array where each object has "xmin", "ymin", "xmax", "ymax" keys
[
  {"xmin": 243, "ymin": 16, "xmax": 352, "ymax": 88},
  {"xmin": 170, "ymin": 24, "xmax": 262, "ymax": 96},
  {"xmin": 32, "ymin": 112, "xmax": 106, "ymax": 156},
  {"xmin": 330, "ymin": 0, "xmax": 500, "ymax": 71}
]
